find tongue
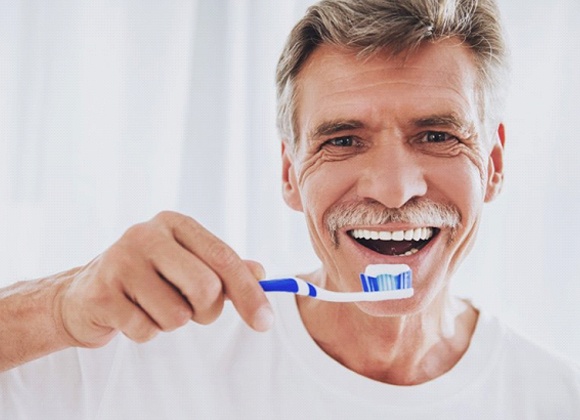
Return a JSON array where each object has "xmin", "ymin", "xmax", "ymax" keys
[{"xmin": 356, "ymin": 239, "xmax": 415, "ymax": 256}]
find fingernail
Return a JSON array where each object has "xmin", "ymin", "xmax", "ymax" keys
[{"xmin": 253, "ymin": 305, "xmax": 274, "ymax": 332}]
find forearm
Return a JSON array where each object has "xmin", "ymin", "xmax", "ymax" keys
[{"xmin": 0, "ymin": 269, "xmax": 76, "ymax": 372}]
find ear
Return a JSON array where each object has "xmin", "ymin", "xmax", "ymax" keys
[
  {"xmin": 484, "ymin": 123, "xmax": 506, "ymax": 203},
  {"xmin": 281, "ymin": 141, "xmax": 303, "ymax": 211}
]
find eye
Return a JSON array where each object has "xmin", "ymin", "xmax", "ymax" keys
[
  {"xmin": 325, "ymin": 136, "xmax": 356, "ymax": 147},
  {"xmin": 423, "ymin": 131, "xmax": 455, "ymax": 143}
]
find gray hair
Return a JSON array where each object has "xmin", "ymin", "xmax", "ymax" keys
[{"xmin": 276, "ymin": 0, "xmax": 510, "ymax": 145}]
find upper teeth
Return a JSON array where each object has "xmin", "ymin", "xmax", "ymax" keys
[{"xmin": 350, "ymin": 227, "xmax": 434, "ymax": 241}]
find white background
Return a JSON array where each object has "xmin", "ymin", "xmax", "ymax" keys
[{"xmin": 1, "ymin": 0, "xmax": 579, "ymax": 363}]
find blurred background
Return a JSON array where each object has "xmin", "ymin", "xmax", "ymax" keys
[{"xmin": 1, "ymin": 0, "xmax": 579, "ymax": 363}]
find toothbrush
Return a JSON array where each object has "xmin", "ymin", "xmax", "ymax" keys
[{"xmin": 259, "ymin": 264, "xmax": 412, "ymax": 302}]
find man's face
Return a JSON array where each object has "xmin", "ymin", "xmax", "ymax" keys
[{"xmin": 282, "ymin": 39, "xmax": 504, "ymax": 315}]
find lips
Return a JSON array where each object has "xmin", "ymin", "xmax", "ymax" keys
[{"xmin": 349, "ymin": 227, "xmax": 438, "ymax": 256}]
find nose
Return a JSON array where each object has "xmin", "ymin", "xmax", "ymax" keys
[{"xmin": 355, "ymin": 142, "xmax": 428, "ymax": 209}]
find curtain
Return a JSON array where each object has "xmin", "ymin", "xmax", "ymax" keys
[{"xmin": 1, "ymin": 0, "xmax": 579, "ymax": 363}]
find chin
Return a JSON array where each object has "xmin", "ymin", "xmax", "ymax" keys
[
  {"xmin": 354, "ymin": 300, "xmax": 420, "ymax": 318},
  {"xmin": 353, "ymin": 285, "xmax": 438, "ymax": 318}
]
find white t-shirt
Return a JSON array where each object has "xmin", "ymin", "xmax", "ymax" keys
[{"xmin": 2, "ymin": 294, "xmax": 579, "ymax": 419}]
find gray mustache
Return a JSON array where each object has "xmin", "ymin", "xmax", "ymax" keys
[{"xmin": 324, "ymin": 198, "xmax": 461, "ymax": 245}]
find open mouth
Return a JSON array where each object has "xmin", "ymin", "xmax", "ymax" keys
[{"xmin": 348, "ymin": 227, "xmax": 439, "ymax": 256}]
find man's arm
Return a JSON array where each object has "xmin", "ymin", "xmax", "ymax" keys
[
  {"xmin": 0, "ymin": 271, "xmax": 75, "ymax": 371},
  {"xmin": 0, "ymin": 211, "xmax": 273, "ymax": 372}
]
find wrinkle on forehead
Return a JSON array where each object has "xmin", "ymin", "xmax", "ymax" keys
[
  {"xmin": 318, "ymin": 80, "xmax": 472, "ymax": 110},
  {"xmin": 298, "ymin": 39, "xmax": 477, "ymax": 84},
  {"xmin": 302, "ymin": 62, "xmax": 477, "ymax": 111},
  {"xmin": 293, "ymin": 40, "xmax": 481, "ymax": 143},
  {"xmin": 320, "ymin": 66, "xmax": 473, "ymax": 94}
]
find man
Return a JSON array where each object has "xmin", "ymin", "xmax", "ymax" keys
[{"xmin": 1, "ymin": 0, "xmax": 579, "ymax": 418}]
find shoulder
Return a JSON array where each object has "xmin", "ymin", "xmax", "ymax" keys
[
  {"xmin": 475, "ymin": 310, "xmax": 580, "ymax": 412},
  {"xmin": 487, "ymin": 313, "xmax": 580, "ymax": 374}
]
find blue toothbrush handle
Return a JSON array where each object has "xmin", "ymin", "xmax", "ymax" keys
[
  {"xmin": 259, "ymin": 278, "xmax": 318, "ymax": 297},
  {"xmin": 259, "ymin": 279, "xmax": 299, "ymax": 293}
]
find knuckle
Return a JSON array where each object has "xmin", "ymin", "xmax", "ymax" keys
[
  {"xmin": 118, "ymin": 226, "xmax": 159, "ymax": 258},
  {"xmin": 124, "ymin": 315, "xmax": 158, "ymax": 343},
  {"xmin": 170, "ymin": 211, "xmax": 196, "ymax": 226},
  {"xmin": 104, "ymin": 247, "xmax": 133, "ymax": 272},
  {"xmin": 196, "ymin": 278, "xmax": 224, "ymax": 304},
  {"xmin": 130, "ymin": 329, "xmax": 158, "ymax": 344},
  {"xmin": 206, "ymin": 241, "xmax": 238, "ymax": 271},
  {"xmin": 192, "ymin": 299, "xmax": 224, "ymax": 326},
  {"xmin": 96, "ymin": 251, "xmax": 138, "ymax": 290},
  {"xmin": 162, "ymin": 306, "xmax": 193, "ymax": 332},
  {"xmin": 180, "ymin": 275, "xmax": 223, "ymax": 312},
  {"xmin": 151, "ymin": 210, "xmax": 198, "ymax": 229},
  {"xmin": 153, "ymin": 210, "xmax": 182, "ymax": 226},
  {"xmin": 122, "ymin": 222, "xmax": 151, "ymax": 243},
  {"xmin": 116, "ymin": 223, "xmax": 169, "ymax": 263}
]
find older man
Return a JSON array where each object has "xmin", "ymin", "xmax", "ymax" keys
[{"xmin": 1, "ymin": 0, "xmax": 579, "ymax": 418}]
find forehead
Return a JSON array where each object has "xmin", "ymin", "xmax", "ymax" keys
[{"xmin": 294, "ymin": 39, "xmax": 481, "ymax": 139}]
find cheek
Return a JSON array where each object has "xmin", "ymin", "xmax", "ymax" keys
[
  {"xmin": 298, "ymin": 162, "xmax": 358, "ymax": 231},
  {"xmin": 430, "ymin": 155, "xmax": 486, "ymax": 218},
  {"xmin": 463, "ymin": 145, "xmax": 490, "ymax": 192}
]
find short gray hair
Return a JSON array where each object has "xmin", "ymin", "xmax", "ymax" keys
[{"xmin": 276, "ymin": 0, "xmax": 510, "ymax": 145}]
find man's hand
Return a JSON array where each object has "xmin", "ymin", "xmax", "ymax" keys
[{"xmin": 55, "ymin": 211, "xmax": 273, "ymax": 348}]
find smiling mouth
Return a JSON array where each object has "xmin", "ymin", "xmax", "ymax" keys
[{"xmin": 349, "ymin": 227, "xmax": 439, "ymax": 256}]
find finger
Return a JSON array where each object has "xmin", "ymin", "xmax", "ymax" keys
[
  {"xmin": 222, "ymin": 260, "xmax": 265, "ymax": 302},
  {"xmin": 169, "ymin": 215, "xmax": 273, "ymax": 331},
  {"xmin": 151, "ymin": 241, "xmax": 226, "ymax": 325},
  {"xmin": 122, "ymin": 263, "xmax": 193, "ymax": 332},
  {"xmin": 244, "ymin": 260, "xmax": 266, "ymax": 280},
  {"xmin": 97, "ymin": 293, "xmax": 161, "ymax": 343}
]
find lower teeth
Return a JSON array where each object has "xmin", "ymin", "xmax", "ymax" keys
[{"xmin": 402, "ymin": 248, "xmax": 419, "ymax": 256}]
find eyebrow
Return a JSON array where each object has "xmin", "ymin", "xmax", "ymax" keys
[
  {"xmin": 412, "ymin": 114, "xmax": 476, "ymax": 136},
  {"xmin": 307, "ymin": 113, "xmax": 477, "ymax": 142},
  {"xmin": 308, "ymin": 119, "xmax": 366, "ymax": 141}
]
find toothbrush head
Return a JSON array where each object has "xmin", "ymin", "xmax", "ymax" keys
[{"xmin": 359, "ymin": 264, "xmax": 412, "ymax": 293}]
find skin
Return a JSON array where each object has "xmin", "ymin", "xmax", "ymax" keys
[
  {"xmin": 0, "ymin": 212, "xmax": 273, "ymax": 371},
  {"xmin": 281, "ymin": 39, "xmax": 505, "ymax": 385}
]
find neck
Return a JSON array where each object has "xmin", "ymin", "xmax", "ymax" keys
[{"xmin": 296, "ymin": 271, "xmax": 478, "ymax": 386}]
